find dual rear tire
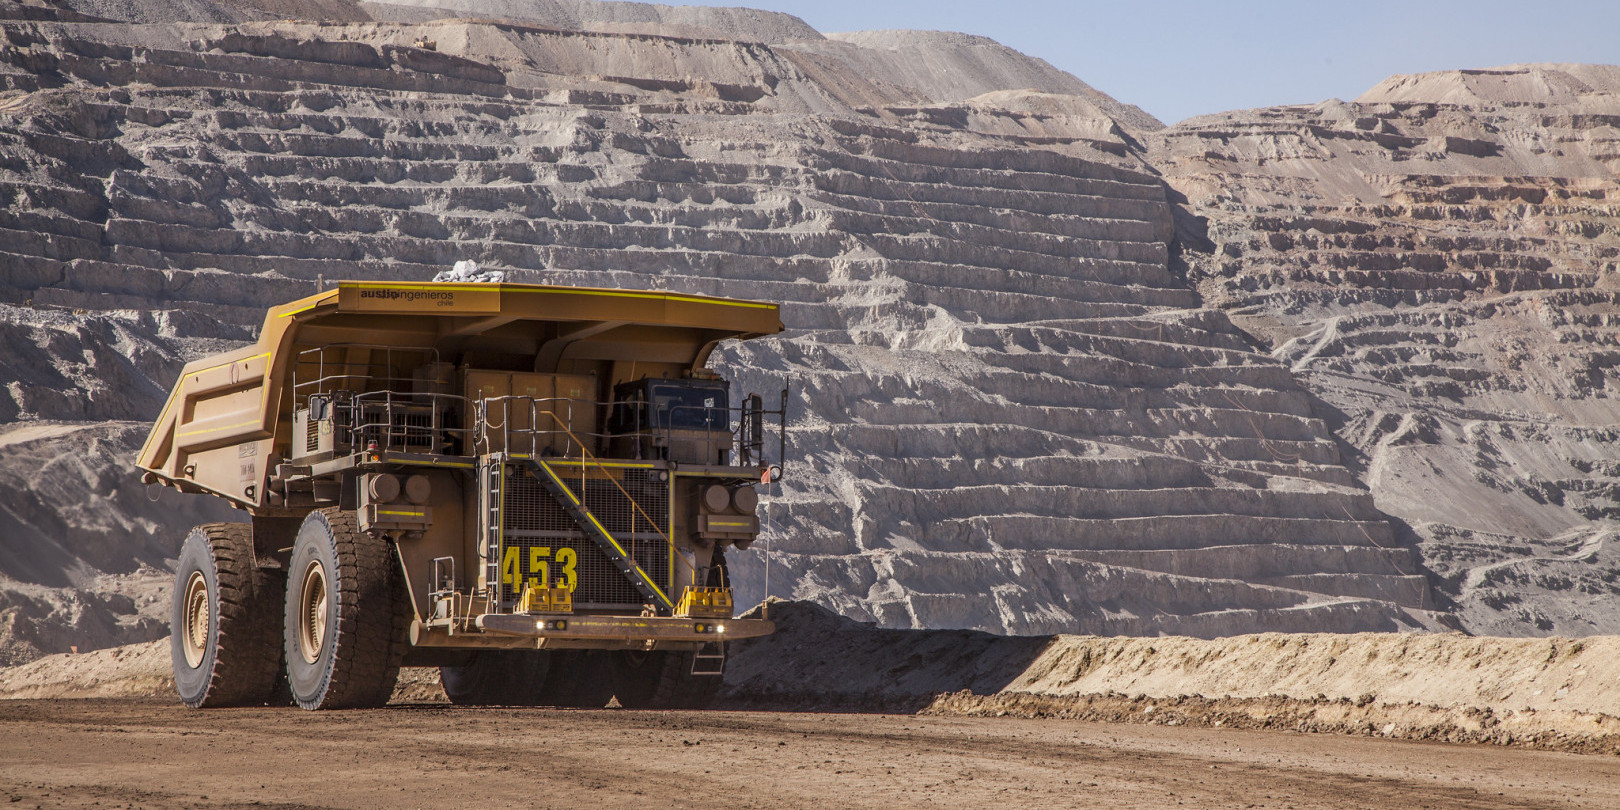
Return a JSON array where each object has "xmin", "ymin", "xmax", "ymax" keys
[
  {"xmin": 170, "ymin": 524, "xmax": 284, "ymax": 709},
  {"xmin": 283, "ymin": 509, "xmax": 409, "ymax": 710},
  {"xmin": 171, "ymin": 509, "xmax": 407, "ymax": 710}
]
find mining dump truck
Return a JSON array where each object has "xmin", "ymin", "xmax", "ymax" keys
[{"xmin": 137, "ymin": 282, "xmax": 787, "ymax": 710}]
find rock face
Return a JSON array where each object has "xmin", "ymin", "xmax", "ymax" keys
[
  {"xmin": 0, "ymin": 420, "xmax": 233, "ymax": 664},
  {"xmin": 1149, "ymin": 64, "xmax": 1620, "ymax": 636},
  {"xmin": 0, "ymin": 1, "xmax": 1611, "ymax": 661}
]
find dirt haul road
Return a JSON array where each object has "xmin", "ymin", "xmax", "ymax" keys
[{"xmin": 0, "ymin": 701, "xmax": 1615, "ymax": 809}]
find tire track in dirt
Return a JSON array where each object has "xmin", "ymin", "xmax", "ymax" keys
[{"xmin": 2, "ymin": 699, "xmax": 1615, "ymax": 809}]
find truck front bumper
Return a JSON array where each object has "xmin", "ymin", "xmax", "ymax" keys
[{"xmin": 410, "ymin": 614, "xmax": 774, "ymax": 650}]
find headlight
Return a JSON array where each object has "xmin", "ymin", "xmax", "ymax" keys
[
  {"xmin": 367, "ymin": 473, "xmax": 400, "ymax": 503},
  {"xmin": 404, "ymin": 474, "xmax": 431, "ymax": 504},
  {"xmin": 702, "ymin": 484, "xmax": 730, "ymax": 513}
]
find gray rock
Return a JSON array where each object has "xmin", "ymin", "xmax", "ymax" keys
[{"xmin": 2, "ymin": 5, "xmax": 1608, "ymax": 662}]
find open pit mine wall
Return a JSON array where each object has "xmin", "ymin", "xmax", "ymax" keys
[
  {"xmin": 0, "ymin": 6, "xmax": 1449, "ymax": 660},
  {"xmin": 1148, "ymin": 64, "xmax": 1620, "ymax": 637}
]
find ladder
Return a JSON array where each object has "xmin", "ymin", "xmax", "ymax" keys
[
  {"xmin": 522, "ymin": 456, "xmax": 673, "ymax": 611},
  {"xmin": 481, "ymin": 460, "xmax": 503, "ymax": 596},
  {"xmin": 691, "ymin": 641, "xmax": 725, "ymax": 676}
]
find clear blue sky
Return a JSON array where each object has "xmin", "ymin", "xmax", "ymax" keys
[{"xmin": 662, "ymin": 0, "xmax": 1620, "ymax": 125}]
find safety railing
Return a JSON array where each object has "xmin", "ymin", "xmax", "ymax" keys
[
  {"xmin": 288, "ymin": 345, "xmax": 790, "ymax": 471},
  {"xmin": 292, "ymin": 344, "xmax": 447, "ymax": 401},
  {"xmin": 292, "ymin": 344, "xmax": 472, "ymax": 455},
  {"xmin": 472, "ymin": 390, "xmax": 787, "ymax": 471},
  {"xmin": 305, "ymin": 389, "xmax": 473, "ymax": 455},
  {"xmin": 472, "ymin": 395, "xmax": 603, "ymax": 459}
]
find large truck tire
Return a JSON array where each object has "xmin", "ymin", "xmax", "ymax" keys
[
  {"xmin": 284, "ymin": 508, "xmax": 408, "ymax": 710},
  {"xmin": 171, "ymin": 523, "xmax": 286, "ymax": 709},
  {"xmin": 440, "ymin": 651, "xmax": 550, "ymax": 705},
  {"xmin": 608, "ymin": 649, "xmax": 722, "ymax": 710},
  {"xmin": 536, "ymin": 651, "xmax": 614, "ymax": 708}
]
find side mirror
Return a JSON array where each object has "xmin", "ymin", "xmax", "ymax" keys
[{"xmin": 762, "ymin": 464, "xmax": 783, "ymax": 484}]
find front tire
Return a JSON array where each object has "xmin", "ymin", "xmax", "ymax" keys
[
  {"xmin": 608, "ymin": 649, "xmax": 721, "ymax": 710},
  {"xmin": 439, "ymin": 651, "xmax": 615, "ymax": 707},
  {"xmin": 536, "ymin": 651, "xmax": 614, "ymax": 708},
  {"xmin": 283, "ymin": 508, "xmax": 407, "ymax": 710},
  {"xmin": 171, "ymin": 523, "xmax": 284, "ymax": 708},
  {"xmin": 440, "ymin": 651, "xmax": 550, "ymax": 705}
]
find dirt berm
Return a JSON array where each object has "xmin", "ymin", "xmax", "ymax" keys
[{"xmin": 4, "ymin": 600, "xmax": 1617, "ymax": 755}]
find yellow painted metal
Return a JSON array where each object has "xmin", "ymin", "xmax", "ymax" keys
[
  {"xmin": 517, "ymin": 583, "xmax": 574, "ymax": 615},
  {"xmin": 388, "ymin": 458, "xmax": 476, "ymax": 469},
  {"xmin": 469, "ymin": 612, "xmax": 773, "ymax": 643},
  {"xmin": 543, "ymin": 459, "xmax": 657, "ymax": 470},
  {"xmin": 135, "ymin": 281, "xmax": 783, "ymax": 508},
  {"xmin": 674, "ymin": 587, "xmax": 734, "ymax": 619},
  {"xmin": 533, "ymin": 458, "xmax": 673, "ymax": 610}
]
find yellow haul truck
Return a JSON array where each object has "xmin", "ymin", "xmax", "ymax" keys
[{"xmin": 138, "ymin": 282, "xmax": 787, "ymax": 710}]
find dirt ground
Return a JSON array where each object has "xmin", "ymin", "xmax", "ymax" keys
[{"xmin": 0, "ymin": 700, "xmax": 1616, "ymax": 810}]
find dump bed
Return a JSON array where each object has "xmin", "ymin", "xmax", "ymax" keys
[{"xmin": 136, "ymin": 282, "xmax": 783, "ymax": 508}]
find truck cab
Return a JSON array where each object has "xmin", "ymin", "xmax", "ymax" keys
[{"xmin": 608, "ymin": 374, "xmax": 733, "ymax": 464}]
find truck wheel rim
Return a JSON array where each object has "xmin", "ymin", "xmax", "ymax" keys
[
  {"xmin": 298, "ymin": 561, "xmax": 329, "ymax": 664},
  {"xmin": 181, "ymin": 571, "xmax": 209, "ymax": 669}
]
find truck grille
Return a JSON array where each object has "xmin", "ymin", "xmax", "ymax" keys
[
  {"xmin": 500, "ymin": 465, "xmax": 670, "ymax": 609},
  {"xmin": 305, "ymin": 413, "xmax": 320, "ymax": 454}
]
